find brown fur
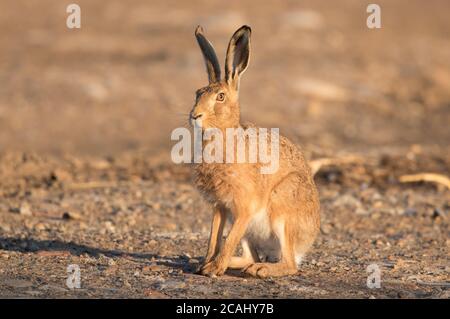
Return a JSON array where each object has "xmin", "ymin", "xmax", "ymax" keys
[{"xmin": 190, "ymin": 25, "xmax": 320, "ymax": 278}]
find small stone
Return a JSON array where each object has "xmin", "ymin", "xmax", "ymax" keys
[
  {"xmin": 107, "ymin": 258, "xmax": 116, "ymax": 266},
  {"xmin": 432, "ymin": 209, "xmax": 445, "ymax": 219},
  {"xmin": 0, "ymin": 253, "xmax": 10, "ymax": 259},
  {"xmin": 104, "ymin": 265, "xmax": 118, "ymax": 275},
  {"xmin": 371, "ymin": 212, "xmax": 381, "ymax": 220},
  {"xmin": 0, "ymin": 224, "xmax": 11, "ymax": 232},
  {"xmin": 91, "ymin": 159, "xmax": 111, "ymax": 170},
  {"xmin": 9, "ymin": 207, "xmax": 20, "ymax": 214},
  {"xmin": 143, "ymin": 264, "xmax": 166, "ymax": 273},
  {"xmin": 373, "ymin": 201, "xmax": 383, "ymax": 208},
  {"xmin": 148, "ymin": 239, "xmax": 158, "ymax": 246},
  {"xmin": 144, "ymin": 289, "xmax": 167, "ymax": 298},
  {"xmin": 320, "ymin": 224, "xmax": 332, "ymax": 234},
  {"xmin": 316, "ymin": 261, "xmax": 325, "ymax": 267},
  {"xmin": 62, "ymin": 211, "xmax": 82, "ymax": 220},
  {"xmin": 104, "ymin": 221, "xmax": 116, "ymax": 233},
  {"xmin": 35, "ymin": 223, "xmax": 47, "ymax": 231},
  {"xmin": 156, "ymin": 280, "xmax": 186, "ymax": 290},
  {"xmin": 403, "ymin": 208, "xmax": 417, "ymax": 217},
  {"xmin": 163, "ymin": 223, "xmax": 177, "ymax": 231},
  {"xmin": 53, "ymin": 168, "xmax": 72, "ymax": 182},
  {"xmin": 37, "ymin": 251, "xmax": 71, "ymax": 257},
  {"xmin": 20, "ymin": 203, "xmax": 33, "ymax": 216},
  {"xmin": 25, "ymin": 290, "xmax": 42, "ymax": 297},
  {"xmin": 150, "ymin": 202, "xmax": 161, "ymax": 210}
]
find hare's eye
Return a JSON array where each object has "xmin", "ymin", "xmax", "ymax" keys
[{"xmin": 216, "ymin": 93, "xmax": 225, "ymax": 102}]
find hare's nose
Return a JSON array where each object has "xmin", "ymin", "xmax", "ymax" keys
[{"xmin": 192, "ymin": 113, "xmax": 203, "ymax": 120}]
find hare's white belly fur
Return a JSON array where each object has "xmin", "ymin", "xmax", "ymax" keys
[
  {"xmin": 228, "ymin": 209, "xmax": 303, "ymax": 266},
  {"xmin": 244, "ymin": 209, "xmax": 281, "ymax": 262}
]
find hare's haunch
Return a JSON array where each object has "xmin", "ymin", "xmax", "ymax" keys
[{"xmin": 190, "ymin": 25, "xmax": 320, "ymax": 278}]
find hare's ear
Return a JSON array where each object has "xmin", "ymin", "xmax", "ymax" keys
[
  {"xmin": 225, "ymin": 25, "xmax": 251, "ymax": 90},
  {"xmin": 195, "ymin": 26, "xmax": 221, "ymax": 83}
]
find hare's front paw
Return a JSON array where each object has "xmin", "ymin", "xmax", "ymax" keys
[
  {"xmin": 243, "ymin": 263, "xmax": 270, "ymax": 278},
  {"xmin": 198, "ymin": 259, "xmax": 227, "ymax": 277},
  {"xmin": 243, "ymin": 262, "xmax": 299, "ymax": 278}
]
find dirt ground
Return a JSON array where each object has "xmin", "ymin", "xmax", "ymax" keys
[{"xmin": 0, "ymin": 0, "xmax": 449, "ymax": 298}]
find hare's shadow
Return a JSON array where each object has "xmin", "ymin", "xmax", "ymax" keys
[{"xmin": 0, "ymin": 236, "xmax": 201, "ymax": 273}]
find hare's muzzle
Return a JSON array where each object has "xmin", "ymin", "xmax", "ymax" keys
[
  {"xmin": 191, "ymin": 113, "xmax": 203, "ymax": 120},
  {"xmin": 189, "ymin": 112, "xmax": 204, "ymax": 128}
]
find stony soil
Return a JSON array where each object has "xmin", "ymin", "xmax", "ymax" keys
[{"xmin": 0, "ymin": 0, "xmax": 449, "ymax": 298}]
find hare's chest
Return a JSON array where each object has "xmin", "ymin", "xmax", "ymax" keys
[{"xmin": 195, "ymin": 165, "xmax": 252, "ymax": 205}]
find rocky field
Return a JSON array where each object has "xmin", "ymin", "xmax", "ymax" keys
[{"xmin": 0, "ymin": 0, "xmax": 448, "ymax": 298}]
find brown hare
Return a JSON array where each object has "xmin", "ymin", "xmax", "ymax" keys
[{"xmin": 190, "ymin": 25, "xmax": 320, "ymax": 278}]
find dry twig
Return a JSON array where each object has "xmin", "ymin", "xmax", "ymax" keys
[
  {"xmin": 399, "ymin": 173, "xmax": 450, "ymax": 189},
  {"xmin": 415, "ymin": 279, "xmax": 450, "ymax": 287},
  {"xmin": 309, "ymin": 155, "xmax": 365, "ymax": 176}
]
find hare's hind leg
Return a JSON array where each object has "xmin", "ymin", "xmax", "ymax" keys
[
  {"xmin": 243, "ymin": 219, "xmax": 298, "ymax": 278},
  {"xmin": 228, "ymin": 238, "xmax": 260, "ymax": 269}
]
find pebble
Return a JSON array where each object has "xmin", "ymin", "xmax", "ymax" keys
[
  {"xmin": 35, "ymin": 223, "xmax": 47, "ymax": 231},
  {"xmin": 156, "ymin": 280, "xmax": 186, "ymax": 290},
  {"xmin": 148, "ymin": 239, "xmax": 158, "ymax": 246},
  {"xmin": 163, "ymin": 223, "xmax": 177, "ymax": 231},
  {"xmin": 316, "ymin": 261, "xmax": 325, "ymax": 267},
  {"xmin": 20, "ymin": 203, "xmax": 33, "ymax": 216},
  {"xmin": 107, "ymin": 258, "xmax": 116, "ymax": 266},
  {"xmin": 403, "ymin": 208, "xmax": 417, "ymax": 217},
  {"xmin": 25, "ymin": 290, "xmax": 42, "ymax": 297},
  {"xmin": 0, "ymin": 224, "xmax": 11, "ymax": 232},
  {"xmin": 144, "ymin": 289, "xmax": 167, "ymax": 298},
  {"xmin": 143, "ymin": 264, "xmax": 166, "ymax": 272},
  {"xmin": 62, "ymin": 211, "xmax": 83, "ymax": 220},
  {"xmin": 104, "ymin": 221, "xmax": 116, "ymax": 233}
]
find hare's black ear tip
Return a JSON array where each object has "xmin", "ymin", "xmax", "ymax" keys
[
  {"xmin": 195, "ymin": 25, "xmax": 204, "ymax": 36},
  {"xmin": 241, "ymin": 25, "xmax": 252, "ymax": 33}
]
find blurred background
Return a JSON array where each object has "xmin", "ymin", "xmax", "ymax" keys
[
  {"xmin": 0, "ymin": 0, "xmax": 448, "ymax": 158},
  {"xmin": 0, "ymin": 0, "xmax": 449, "ymax": 298}
]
